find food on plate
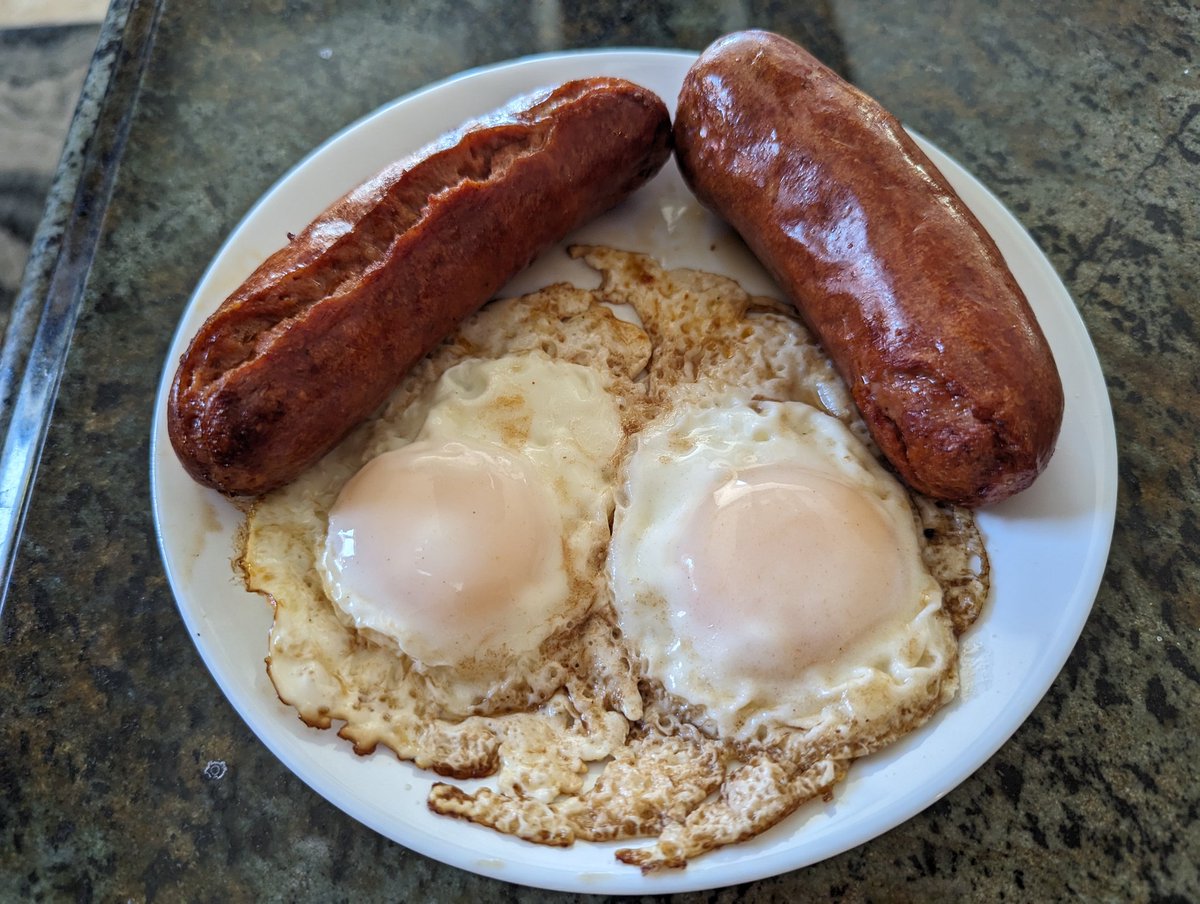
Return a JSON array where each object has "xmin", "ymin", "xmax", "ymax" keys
[
  {"xmin": 241, "ymin": 246, "xmax": 989, "ymax": 869},
  {"xmin": 674, "ymin": 30, "xmax": 1064, "ymax": 506},
  {"xmin": 167, "ymin": 77, "xmax": 671, "ymax": 497},
  {"xmin": 319, "ymin": 353, "xmax": 629, "ymax": 698},
  {"xmin": 609, "ymin": 401, "xmax": 952, "ymax": 745}
]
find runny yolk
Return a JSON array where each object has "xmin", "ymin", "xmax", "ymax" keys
[
  {"xmin": 322, "ymin": 441, "xmax": 564, "ymax": 666},
  {"xmin": 674, "ymin": 463, "xmax": 915, "ymax": 677}
]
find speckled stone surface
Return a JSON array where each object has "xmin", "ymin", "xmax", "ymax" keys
[
  {"xmin": 0, "ymin": 23, "xmax": 100, "ymax": 416},
  {"xmin": 0, "ymin": 24, "xmax": 98, "ymax": 332},
  {"xmin": 2, "ymin": 0, "xmax": 1197, "ymax": 900}
]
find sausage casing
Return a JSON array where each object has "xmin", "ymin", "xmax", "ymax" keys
[
  {"xmin": 169, "ymin": 78, "xmax": 671, "ymax": 496},
  {"xmin": 674, "ymin": 31, "xmax": 1063, "ymax": 505}
]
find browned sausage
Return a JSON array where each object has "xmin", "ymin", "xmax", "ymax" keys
[
  {"xmin": 169, "ymin": 78, "xmax": 671, "ymax": 496},
  {"xmin": 674, "ymin": 31, "xmax": 1063, "ymax": 506}
]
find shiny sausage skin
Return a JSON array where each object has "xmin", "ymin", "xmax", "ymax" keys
[
  {"xmin": 674, "ymin": 32, "xmax": 1063, "ymax": 506},
  {"xmin": 169, "ymin": 78, "xmax": 672, "ymax": 496}
]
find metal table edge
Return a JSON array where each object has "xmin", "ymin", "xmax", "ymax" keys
[{"xmin": 0, "ymin": 0, "xmax": 165, "ymax": 618}]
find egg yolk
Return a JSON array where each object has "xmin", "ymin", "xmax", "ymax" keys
[
  {"xmin": 674, "ymin": 463, "xmax": 915, "ymax": 678},
  {"xmin": 322, "ymin": 440, "xmax": 567, "ymax": 667}
]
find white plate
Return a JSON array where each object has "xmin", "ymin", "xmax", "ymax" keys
[{"xmin": 150, "ymin": 49, "xmax": 1118, "ymax": 894}]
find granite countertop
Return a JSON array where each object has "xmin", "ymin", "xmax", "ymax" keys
[
  {"xmin": 1, "ymin": 0, "xmax": 1196, "ymax": 899},
  {"xmin": 0, "ymin": 24, "xmax": 100, "ymax": 334}
]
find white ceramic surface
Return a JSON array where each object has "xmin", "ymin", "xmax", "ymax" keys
[{"xmin": 151, "ymin": 50, "xmax": 1118, "ymax": 895}]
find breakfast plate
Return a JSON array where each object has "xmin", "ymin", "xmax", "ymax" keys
[{"xmin": 150, "ymin": 49, "xmax": 1118, "ymax": 894}]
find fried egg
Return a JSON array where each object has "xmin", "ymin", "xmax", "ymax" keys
[
  {"xmin": 241, "ymin": 246, "xmax": 989, "ymax": 869},
  {"xmin": 610, "ymin": 398, "xmax": 956, "ymax": 744},
  {"xmin": 320, "ymin": 353, "xmax": 622, "ymax": 674}
]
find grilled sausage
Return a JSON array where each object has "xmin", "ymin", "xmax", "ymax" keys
[
  {"xmin": 169, "ymin": 78, "xmax": 672, "ymax": 496},
  {"xmin": 674, "ymin": 31, "xmax": 1063, "ymax": 505}
]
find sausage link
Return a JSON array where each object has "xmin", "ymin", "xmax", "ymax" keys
[
  {"xmin": 169, "ymin": 78, "xmax": 672, "ymax": 496},
  {"xmin": 674, "ymin": 31, "xmax": 1063, "ymax": 505}
]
